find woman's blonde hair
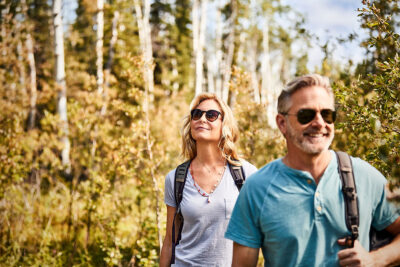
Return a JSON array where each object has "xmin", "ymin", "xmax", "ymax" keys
[{"xmin": 181, "ymin": 93, "xmax": 241, "ymax": 165}]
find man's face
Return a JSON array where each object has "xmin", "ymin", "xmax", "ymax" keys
[{"xmin": 278, "ymin": 86, "xmax": 335, "ymax": 155}]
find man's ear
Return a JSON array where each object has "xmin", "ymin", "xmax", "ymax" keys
[{"xmin": 276, "ymin": 114, "xmax": 287, "ymax": 136}]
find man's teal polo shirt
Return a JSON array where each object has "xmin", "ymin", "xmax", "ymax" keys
[{"xmin": 225, "ymin": 151, "xmax": 399, "ymax": 266}]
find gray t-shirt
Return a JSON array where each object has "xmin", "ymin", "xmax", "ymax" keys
[{"xmin": 164, "ymin": 160, "xmax": 257, "ymax": 267}]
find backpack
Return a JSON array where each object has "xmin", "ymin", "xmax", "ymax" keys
[
  {"xmin": 335, "ymin": 151, "xmax": 395, "ymax": 250},
  {"xmin": 170, "ymin": 160, "xmax": 245, "ymax": 264}
]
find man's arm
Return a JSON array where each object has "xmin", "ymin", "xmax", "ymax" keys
[
  {"xmin": 337, "ymin": 216, "xmax": 400, "ymax": 267},
  {"xmin": 232, "ymin": 242, "xmax": 259, "ymax": 267}
]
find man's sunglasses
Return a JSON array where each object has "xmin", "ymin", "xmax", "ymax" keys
[
  {"xmin": 191, "ymin": 109, "xmax": 222, "ymax": 122},
  {"xmin": 281, "ymin": 109, "xmax": 336, "ymax": 125}
]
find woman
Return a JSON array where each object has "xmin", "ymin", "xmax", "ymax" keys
[{"xmin": 160, "ymin": 93, "xmax": 257, "ymax": 266}]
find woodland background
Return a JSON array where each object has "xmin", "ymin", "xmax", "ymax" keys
[{"xmin": 0, "ymin": 0, "xmax": 399, "ymax": 266}]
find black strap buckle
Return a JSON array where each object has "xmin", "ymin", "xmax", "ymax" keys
[{"xmin": 345, "ymin": 235, "xmax": 355, "ymax": 248}]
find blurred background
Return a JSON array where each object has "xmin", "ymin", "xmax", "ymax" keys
[{"xmin": 0, "ymin": 0, "xmax": 399, "ymax": 266}]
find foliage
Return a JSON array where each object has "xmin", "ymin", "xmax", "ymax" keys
[
  {"xmin": 334, "ymin": 0, "xmax": 400, "ymax": 189},
  {"xmin": 355, "ymin": 0, "xmax": 400, "ymax": 75},
  {"xmin": 231, "ymin": 67, "xmax": 286, "ymax": 167}
]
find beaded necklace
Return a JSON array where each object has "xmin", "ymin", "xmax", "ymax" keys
[{"xmin": 190, "ymin": 162, "xmax": 226, "ymax": 203}]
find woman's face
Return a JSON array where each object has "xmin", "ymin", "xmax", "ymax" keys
[{"xmin": 190, "ymin": 99, "xmax": 223, "ymax": 144}]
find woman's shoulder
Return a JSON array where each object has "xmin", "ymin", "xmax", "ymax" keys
[{"xmin": 238, "ymin": 159, "xmax": 258, "ymax": 176}]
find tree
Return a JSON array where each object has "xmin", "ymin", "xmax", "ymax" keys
[
  {"xmin": 356, "ymin": 0, "xmax": 400, "ymax": 75},
  {"xmin": 335, "ymin": 0, "xmax": 400, "ymax": 189},
  {"xmin": 193, "ymin": 0, "xmax": 208, "ymax": 95},
  {"xmin": 134, "ymin": 0, "xmax": 155, "ymax": 101},
  {"xmin": 53, "ymin": 0, "xmax": 71, "ymax": 174}
]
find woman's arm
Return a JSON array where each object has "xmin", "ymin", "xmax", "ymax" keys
[{"xmin": 160, "ymin": 205, "xmax": 176, "ymax": 267}]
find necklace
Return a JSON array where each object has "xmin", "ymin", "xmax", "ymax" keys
[
  {"xmin": 190, "ymin": 162, "xmax": 226, "ymax": 203},
  {"xmin": 203, "ymin": 163, "xmax": 225, "ymax": 176}
]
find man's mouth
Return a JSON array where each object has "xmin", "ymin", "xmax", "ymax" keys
[{"xmin": 304, "ymin": 132, "xmax": 328, "ymax": 138}]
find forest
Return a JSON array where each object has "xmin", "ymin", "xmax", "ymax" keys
[{"xmin": 0, "ymin": 0, "xmax": 399, "ymax": 266}]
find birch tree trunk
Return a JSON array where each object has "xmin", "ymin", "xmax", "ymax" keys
[
  {"xmin": 192, "ymin": 0, "xmax": 199, "ymax": 91},
  {"xmin": 249, "ymin": 37, "xmax": 260, "ymax": 104},
  {"xmin": 214, "ymin": 4, "xmax": 223, "ymax": 97},
  {"xmin": 260, "ymin": 18, "xmax": 271, "ymax": 105},
  {"xmin": 236, "ymin": 32, "xmax": 246, "ymax": 68},
  {"xmin": 134, "ymin": 0, "xmax": 154, "ymax": 102},
  {"xmin": 261, "ymin": 18, "xmax": 277, "ymax": 128},
  {"xmin": 221, "ymin": 0, "xmax": 236, "ymax": 103},
  {"xmin": 53, "ymin": 0, "xmax": 71, "ymax": 174},
  {"xmin": 103, "ymin": 10, "xmax": 119, "ymax": 115},
  {"xmin": 26, "ymin": 33, "xmax": 37, "ymax": 130},
  {"xmin": 206, "ymin": 53, "xmax": 215, "ymax": 94},
  {"xmin": 96, "ymin": 0, "xmax": 104, "ymax": 95},
  {"xmin": 170, "ymin": 47, "xmax": 179, "ymax": 91},
  {"xmin": 194, "ymin": 0, "xmax": 208, "ymax": 95},
  {"xmin": 90, "ymin": 0, "xmax": 105, "ymax": 161},
  {"xmin": 134, "ymin": 0, "xmax": 161, "ymax": 251},
  {"xmin": 16, "ymin": 41, "xmax": 27, "ymax": 95}
]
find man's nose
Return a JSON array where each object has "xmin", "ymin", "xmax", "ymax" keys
[{"xmin": 310, "ymin": 112, "xmax": 325, "ymax": 127}]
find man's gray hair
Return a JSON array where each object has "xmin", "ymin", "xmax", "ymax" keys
[{"xmin": 277, "ymin": 74, "xmax": 334, "ymax": 114}]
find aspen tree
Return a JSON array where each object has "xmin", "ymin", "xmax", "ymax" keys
[{"xmin": 53, "ymin": 0, "xmax": 71, "ymax": 174}]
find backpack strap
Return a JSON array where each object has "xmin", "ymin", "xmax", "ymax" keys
[
  {"xmin": 335, "ymin": 151, "xmax": 359, "ymax": 248},
  {"xmin": 228, "ymin": 161, "xmax": 246, "ymax": 191},
  {"xmin": 171, "ymin": 160, "xmax": 190, "ymax": 264}
]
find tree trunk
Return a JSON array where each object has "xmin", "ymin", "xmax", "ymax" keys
[
  {"xmin": 16, "ymin": 41, "xmax": 27, "ymax": 95},
  {"xmin": 221, "ymin": 0, "xmax": 236, "ymax": 103},
  {"xmin": 26, "ymin": 33, "xmax": 37, "ymax": 130},
  {"xmin": 236, "ymin": 32, "xmax": 246, "ymax": 68},
  {"xmin": 207, "ymin": 53, "xmax": 215, "ymax": 93},
  {"xmin": 249, "ymin": 37, "xmax": 260, "ymax": 104},
  {"xmin": 53, "ymin": 0, "xmax": 71, "ymax": 174},
  {"xmin": 260, "ymin": 18, "xmax": 271, "ymax": 105},
  {"xmin": 194, "ymin": 0, "xmax": 208, "ymax": 95},
  {"xmin": 134, "ymin": 0, "xmax": 154, "ymax": 102},
  {"xmin": 96, "ymin": 0, "xmax": 104, "ymax": 95},
  {"xmin": 170, "ymin": 47, "xmax": 179, "ymax": 91},
  {"xmin": 134, "ymin": 0, "xmax": 161, "ymax": 252},
  {"xmin": 214, "ymin": 4, "xmax": 223, "ymax": 97},
  {"xmin": 103, "ymin": 10, "xmax": 119, "ymax": 115},
  {"xmin": 260, "ymin": 18, "xmax": 277, "ymax": 128}
]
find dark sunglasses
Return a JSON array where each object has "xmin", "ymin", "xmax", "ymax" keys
[
  {"xmin": 191, "ymin": 109, "xmax": 222, "ymax": 122},
  {"xmin": 281, "ymin": 109, "xmax": 336, "ymax": 125}
]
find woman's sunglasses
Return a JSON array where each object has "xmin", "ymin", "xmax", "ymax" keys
[
  {"xmin": 191, "ymin": 109, "xmax": 222, "ymax": 122},
  {"xmin": 281, "ymin": 109, "xmax": 336, "ymax": 125}
]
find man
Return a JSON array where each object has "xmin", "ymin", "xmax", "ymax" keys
[{"xmin": 225, "ymin": 74, "xmax": 400, "ymax": 266}]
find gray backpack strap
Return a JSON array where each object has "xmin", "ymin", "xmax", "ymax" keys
[
  {"xmin": 336, "ymin": 151, "xmax": 359, "ymax": 247},
  {"xmin": 174, "ymin": 160, "xmax": 190, "ymax": 207},
  {"xmin": 171, "ymin": 160, "xmax": 190, "ymax": 264},
  {"xmin": 228, "ymin": 161, "xmax": 245, "ymax": 191}
]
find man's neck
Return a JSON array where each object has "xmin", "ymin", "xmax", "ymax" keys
[{"xmin": 283, "ymin": 150, "xmax": 332, "ymax": 184}]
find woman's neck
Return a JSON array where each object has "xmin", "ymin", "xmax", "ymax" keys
[{"xmin": 194, "ymin": 142, "xmax": 225, "ymax": 166}]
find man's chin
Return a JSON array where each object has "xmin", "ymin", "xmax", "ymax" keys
[{"xmin": 299, "ymin": 143, "xmax": 330, "ymax": 155}]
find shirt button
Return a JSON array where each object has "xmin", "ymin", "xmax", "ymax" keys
[
  {"xmin": 307, "ymin": 179, "xmax": 312, "ymax": 184},
  {"xmin": 315, "ymin": 192, "xmax": 320, "ymax": 197},
  {"xmin": 317, "ymin": 206, "xmax": 322, "ymax": 212}
]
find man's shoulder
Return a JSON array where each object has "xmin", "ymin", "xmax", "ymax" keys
[
  {"xmin": 245, "ymin": 158, "xmax": 283, "ymax": 186},
  {"xmin": 350, "ymin": 156, "xmax": 385, "ymax": 176},
  {"xmin": 347, "ymin": 155, "xmax": 387, "ymax": 185}
]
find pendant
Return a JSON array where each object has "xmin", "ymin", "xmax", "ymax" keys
[{"xmin": 207, "ymin": 196, "xmax": 211, "ymax": 203}]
